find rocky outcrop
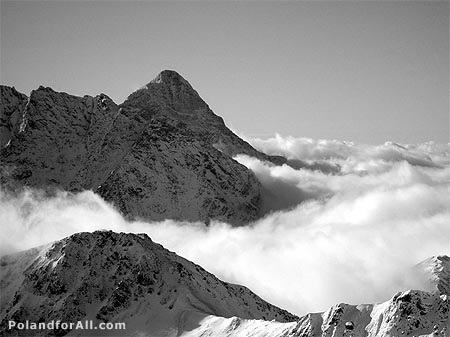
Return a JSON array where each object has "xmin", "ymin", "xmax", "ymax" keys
[
  {"xmin": 0, "ymin": 86, "xmax": 28, "ymax": 147},
  {"xmin": 0, "ymin": 231, "xmax": 297, "ymax": 336},
  {"xmin": 418, "ymin": 255, "xmax": 450, "ymax": 297},
  {"xmin": 1, "ymin": 86, "xmax": 120, "ymax": 191},
  {"xmin": 0, "ymin": 70, "xmax": 280, "ymax": 224}
]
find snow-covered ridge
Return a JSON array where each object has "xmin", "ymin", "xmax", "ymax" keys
[
  {"xmin": 0, "ymin": 231, "xmax": 297, "ymax": 336},
  {"xmin": 184, "ymin": 290, "xmax": 448, "ymax": 337},
  {"xmin": 183, "ymin": 255, "xmax": 450, "ymax": 337},
  {"xmin": 417, "ymin": 255, "xmax": 450, "ymax": 298}
]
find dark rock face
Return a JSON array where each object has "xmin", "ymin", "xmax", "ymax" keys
[
  {"xmin": 0, "ymin": 70, "xmax": 278, "ymax": 224},
  {"xmin": 0, "ymin": 231, "xmax": 298, "ymax": 336},
  {"xmin": 1, "ymin": 87, "xmax": 120, "ymax": 192},
  {"xmin": 0, "ymin": 86, "xmax": 28, "ymax": 147},
  {"xmin": 96, "ymin": 116, "xmax": 261, "ymax": 223}
]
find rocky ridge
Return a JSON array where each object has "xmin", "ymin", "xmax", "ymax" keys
[
  {"xmin": 0, "ymin": 70, "xmax": 284, "ymax": 224},
  {"xmin": 418, "ymin": 256, "xmax": 450, "ymax": 297}
]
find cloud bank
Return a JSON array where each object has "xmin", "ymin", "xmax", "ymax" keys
[{"xmin": 1, "ymin": 136, "xmax": 449, "ymax": 315}]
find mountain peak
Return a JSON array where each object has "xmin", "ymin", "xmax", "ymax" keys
[
  {"xmin": 123, "ymin": 69, "xmax": 209, "ymax": 114},
  {"xmin": 150, "ymin": 70, "xmax": 190, "ymax": 86}
]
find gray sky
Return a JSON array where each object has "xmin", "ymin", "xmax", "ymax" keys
[{"xmin": 1, "ymin": 1, "xmax": 448, "ymax": 144}]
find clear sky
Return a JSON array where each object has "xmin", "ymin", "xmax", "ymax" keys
[{"xmin": 1, "ymin": 1, "xmax": 448, "ymax": 144}]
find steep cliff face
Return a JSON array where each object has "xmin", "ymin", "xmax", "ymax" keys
[
  {"xmin": 0, "ymin": 231, "xmax": 297, "ymax": 337},
  {"xmin": 0, "ymin": 70, "xmax": 273, "ymax": 224},
  {"xmin": 1, "ymin": 86, "xmax": 120, "ymax": 191},
  {"xmin": 0, "ymin": 86, "xmax": 28, "ymax": 147}
]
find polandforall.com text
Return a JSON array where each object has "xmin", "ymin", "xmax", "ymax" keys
[{"xmin": 8, "ymin": 320, "xmax": 126, "ymax": 331}]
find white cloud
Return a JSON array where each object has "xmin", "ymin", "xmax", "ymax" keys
[{"xmin": 0, "ymin": 136, "xmax": 449, "ymax": 316}]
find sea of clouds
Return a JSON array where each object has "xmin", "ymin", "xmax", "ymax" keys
[{"xmin": 1, "ymin": 135, "xmax": 449, "ymax": 315}]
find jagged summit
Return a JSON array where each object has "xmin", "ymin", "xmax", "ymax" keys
[
  {"xmin": 123, "ymin": 71, "xmax": 287, "ymax": 162},
  {"xmin": 124, "ymin": 69, "xmax": 208, "ymax": 113},
  {"xmin": 150, "ymin": 69, "xmax": 192, "ymax": 87}
]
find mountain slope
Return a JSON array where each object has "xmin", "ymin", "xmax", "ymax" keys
[
  {"xmin": 0, "ymin": 70, "xmax": 284, "ymax": 224},
  {"xmin": 0, "ymin": 231, "xmax": 297, "ymax": 337},
  {"xmin": 417, "ymin": 255, "xmax": 450, "ymax": 297}
]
